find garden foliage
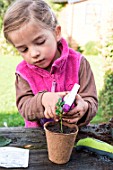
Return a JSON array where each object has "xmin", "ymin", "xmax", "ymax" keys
[
  {"xmin": 83, "ymin": 41, "xmax": 100, "ymax": 56},
  {"xmin": 99, "ymin": 69, "xmax": 113, "ymax": 117},
  {"xmin": 98, "ymin": 27, "xmax": 113, "ymax": 119}
]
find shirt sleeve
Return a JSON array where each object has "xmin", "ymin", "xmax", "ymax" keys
[
  {"xmin": 15, "ymin": 74, "xmax": 45, "ymax": 121},
  {"xmin": 77, "ymin": 56, "xmax": 98, "ymax": 126}
]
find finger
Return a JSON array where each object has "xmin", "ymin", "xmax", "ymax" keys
[
  {"xmin": 63, "ymin": 110, "xmax": 75, "ymax": 116},
  {"xmin": 76, "ymin": 94, "xmax": 81, "ymax": 100},
  {"xmin": 63, "ymin": 108, "xmax": 79, "ymax": 116},
  {"xmin": 62, "ymin": 112, "xmax": 81, "ymax": 123},
  {"xmin": 67, "ymin": 117, "xmax": 80, "ymax": 123},
  {"xmin": 62, "ymin": 112, "xmax": 80, "ymax": 119},
  {"xmin": 48, "ymin": 106, "xmax": 55, "ymax": 118},
  {"xmin": 51, "ymin": 107, "xmax": 59, "ymax": 121},
  {"xmin": 28, "ymin": 113, "xmax": 36, "ymax": 121},
  {"xmin": 44, "ymin": 110, "xmax": 50, "ymax": 119},
  {"xmin": 44, "ymin": 107, "xmax": 53, "ymax": 119},
  {"xmin": 63, "ymin": 116, "xmax": 80, "ymax": 124},
  {"xmin": 51, "ymin": 106, "xmax": 56, "ymax": 116}
]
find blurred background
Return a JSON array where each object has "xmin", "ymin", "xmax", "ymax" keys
[{"xmin": 0, "ymin": 0, "xmax": 113, "ymax": 127}]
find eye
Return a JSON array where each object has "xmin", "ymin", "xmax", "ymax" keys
[
  {"xmin": 36, "ymin": 39, "xmax": 45, "ymax": 45},
  {"xmin": 20, "ymin": 48, "xmax": 28, "ymax": 53}
]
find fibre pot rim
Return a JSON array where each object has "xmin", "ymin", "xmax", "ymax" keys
[{"xmin": 44, "ymin": 121, "xmax": 79, "ymax": 136}]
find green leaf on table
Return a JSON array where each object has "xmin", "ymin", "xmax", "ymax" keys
[{"xmin": 0, "ymin": 136, "xmax": 12, "ymax": 147}]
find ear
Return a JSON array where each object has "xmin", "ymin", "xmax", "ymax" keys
[{"xmin": 55, "ymin": 25, "xmax": 61, "ymax": 42}]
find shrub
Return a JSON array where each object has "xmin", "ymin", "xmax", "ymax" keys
[
  {"xmin": 99, "ymin": 69, "xmax": 113, "ymax": 117},
  {"xmin": 83, "ymin": 41, "xmax": 101, "ymax": 56},
  {"xmin": 103, "ymin": 36, "xmax": 113, "ymax": 58},
  {"xmin": 100, "ymin": 30, "xmax": 113, "ymax": 58},
  {"xmin": 0, "ymin": 31, "xmax": 19, "ymax": 55}
]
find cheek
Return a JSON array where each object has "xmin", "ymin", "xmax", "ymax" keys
[
  {"xmin": 19, "ymin": 52, "xmax": 25, "ymax": 59},
  {"xmin": 20, "ymin": 53, "xmax": 29, "ymax": 62},
  {"xmin": 46, "ymin": 49, "xmax": 56, "ymax": 61},
  {"xmin": 47, "ymin": 42, "xmax": 57, "ymax": 56}
]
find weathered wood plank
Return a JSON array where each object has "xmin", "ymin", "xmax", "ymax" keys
[
  {"xmin": 0, "ymin": 124, "xmax": 113, "ymax": 170},
  {"xmin": 0, "ymin": 148, "xmax": 113, "ymax": 170},
  {"xmin": 78, "ymin": 123, "xmax": 113, "ymax": 144},
  {"xmin": 0, "ymin": 127, "xmax": 46, "ymax": 149},
  {"xmin": 0, "ymin": 123, "xmax": 112, "ymax": 146}
]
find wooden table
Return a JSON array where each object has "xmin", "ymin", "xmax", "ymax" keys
[{"xmin": 0, "ymin": 123, "xmax": 113, "ymax": 170}]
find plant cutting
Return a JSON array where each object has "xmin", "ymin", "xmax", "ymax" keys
[
  {"xmin": 55, "ymin": 83, "xmax": 80, "ymax": 133},
  {"xmin": 55, "ymin": 98, "xmax": 64, "ymax": 133}
]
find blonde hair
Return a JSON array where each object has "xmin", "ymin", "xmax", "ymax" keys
[{"xmin": 3, "ymin": 0, "xmax": 58, "ymax": 42}]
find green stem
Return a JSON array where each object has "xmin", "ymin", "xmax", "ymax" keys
[{"xmin": 60, "ymin": 115, "xmax": 63, "ymax": 133}]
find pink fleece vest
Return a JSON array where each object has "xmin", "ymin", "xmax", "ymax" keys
[{"xmin": 16, "ymin": 38, "xmax": 82, "ymax": 127}]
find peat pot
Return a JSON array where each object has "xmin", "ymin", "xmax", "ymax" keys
[{"xmin": 44, "ymin": 121, "xmax": 78, "ymax": 164}]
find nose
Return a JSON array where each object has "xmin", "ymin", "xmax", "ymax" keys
[{"xmin": 30, "ymin": 46, "xmax": 40, "ymax": 58}]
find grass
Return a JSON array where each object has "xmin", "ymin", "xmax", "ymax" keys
[
  {"xmin": 0, "ymin": 54, "xmax": 107, "ymax": 127},
  {"xmin": 0, "ymin": 55, "xmax": 24, "ymax": 127},
  {"xmin": 0, "ymin": 112, "xmax": 24, "ymax": 127}
]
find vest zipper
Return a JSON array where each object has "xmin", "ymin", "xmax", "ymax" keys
[{"xmin": 51, "ymin": 74, "xmax": 57, "ymax": 92}]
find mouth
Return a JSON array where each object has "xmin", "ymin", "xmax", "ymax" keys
[{"xmin": 35, "ymin": 59, "xmax": 45, "ymax": 64}]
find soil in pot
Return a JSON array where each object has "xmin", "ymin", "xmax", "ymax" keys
[{"xmin": 46, "ymin": 121, "xmax": 77, "ymax": 134}]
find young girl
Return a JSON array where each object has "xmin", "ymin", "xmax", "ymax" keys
[{"xmin": 3, "ymin": 0, "xmax": 98, "ymax": 128}]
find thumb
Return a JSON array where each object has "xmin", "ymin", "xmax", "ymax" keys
[
  {"xmin": 76, "ymin": 94, "xmax": 80, "ymax": 98},
  {"xmin": 57, "ymin": 91, "xmax": 69, "ymax": 98},
  {"xmin": 75, "ymin": 94, "xmax": 82, "ymax": 101}
]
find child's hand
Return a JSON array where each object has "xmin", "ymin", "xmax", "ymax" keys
[
  {"xmin": 42, "ymin": 92, "xmax": 68, "ymax": 121},
  {"xmin": 62, "ymin": 94, "xmax": 88, "ymax": 124}
]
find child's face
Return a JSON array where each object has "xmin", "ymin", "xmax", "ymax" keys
[{"xmin": 8, "ymin": 21, "xmax": 61, "ymax": 70}]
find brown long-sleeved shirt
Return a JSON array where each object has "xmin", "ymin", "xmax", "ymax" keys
[{"xmin": 15, "ymin": 56, "xmax": 98, "ymax": 127}]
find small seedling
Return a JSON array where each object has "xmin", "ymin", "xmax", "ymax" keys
[{"xmin": 56, "ymin": 98, "xmax": 65, "ymax": 133}]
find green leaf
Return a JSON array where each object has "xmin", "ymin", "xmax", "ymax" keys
[
  {"xmin": 0, "ymin": 136, "xmax": 12, "ymax": 147},
  {"xmin": 55, "ymin": 98, "xmax": 65, "ymax": 132}
]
